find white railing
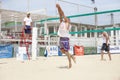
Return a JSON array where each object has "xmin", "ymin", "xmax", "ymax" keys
[
  {"xmin": 1, "ymin": 33, "xmax": 119, "ymax": 47},
  {"xmin": 37, "ymin": 36, "xmax": 120, "ymax": 47},
  {"xmin": 69, "ymin": 37, "xmax": 96, "ymax": 47},
  {"xmin": 37, "ymin": 36, "xmax": 96, "ymax": 47}
]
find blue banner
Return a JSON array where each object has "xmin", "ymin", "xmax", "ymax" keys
[{"xmin": 0, "ymin": 44, "xmax": 13, "ymax": 58}]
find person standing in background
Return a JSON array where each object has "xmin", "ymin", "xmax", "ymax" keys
[
  {"xmin": 23, "ymin": 12, "xmax": 32, "ymax": 39},
  {"xmin": 101, "ymin": 31, "xmax": 111, "ymax": 61}
]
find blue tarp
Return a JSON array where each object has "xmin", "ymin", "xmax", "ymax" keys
[{"xmin": 0, "ymin": 44, "xmax": 13, "ymax": 58}]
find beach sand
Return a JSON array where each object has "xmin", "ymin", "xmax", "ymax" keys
[{"xmin": 0, "ymin": 54, "xmax": 120, "ymax": 80}]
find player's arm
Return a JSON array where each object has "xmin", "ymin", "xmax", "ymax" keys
[
  {"xmin": 56, "ymin": 4, "xmax": 68, "ymax": 23},
  {"xmin": 105, "ymin": 34, "xmax": 109, "ymax": 45},
  {"xmin": 23, "ymin": 18, "xmax": 27, "ymax": 29}
]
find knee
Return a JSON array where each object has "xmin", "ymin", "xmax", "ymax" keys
[{"xmin": 61, "ymin": 49, "xmax": 65, "ymax": 53}]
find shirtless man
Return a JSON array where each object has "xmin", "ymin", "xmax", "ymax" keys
[{"xmin": 56, "ymin": 4, "xmax": 76, "ymax": 68}]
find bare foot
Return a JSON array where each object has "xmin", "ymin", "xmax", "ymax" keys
[
  {"xmin": 109, "ymin": 59, "xmax": 112, "ymax": 61},
  {"xmin": 101, "ymin": 59, "xmax": 106, "ymax": 61},
  {"xmin": 68, "ymin": 63, "xmax": 72, "ymax": 69},
  {"xmin": 21, "ymin": 61, "xmax": 24, "ymax": 63},
  {"xmin": 73, "ymin": 57, "xmax": 76, "ymax": 63},
  {"xmin": 71, "ymin": 55, "xmax": 76, "ymax": 63}
]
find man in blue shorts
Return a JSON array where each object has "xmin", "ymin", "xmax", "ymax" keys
[
  {"xmin": 56, "ymin": 4, "xmax": 76, "ymax": 68},
  {"xmin": 23, "ymin": 12, "xmax": 32, "ymax": 39}
]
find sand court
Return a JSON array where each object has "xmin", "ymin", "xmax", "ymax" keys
[{"xmin": 0, "ymin": 54, "xmax": 120, "ymax": 80}]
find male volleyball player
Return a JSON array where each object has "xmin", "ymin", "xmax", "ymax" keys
[
  {"xmin": 101, "ymin": 31, "xmax": 111, "ymax": 61},
  {"xmin": 56, "ymin": 4, "xmax": 76, "ymax": 68},
  {"xmin": 23, "ymin": 12, "xmax": 32, "ymax": 39}
]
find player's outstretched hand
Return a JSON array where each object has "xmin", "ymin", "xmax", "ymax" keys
[{"xmin": 56, "ymin": 4, "xmax": 60, "ymax": 8}]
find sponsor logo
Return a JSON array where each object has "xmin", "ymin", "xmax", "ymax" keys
[{"xmin": 110, "ymin": 47, "xmax": 120, "ymax": 50}]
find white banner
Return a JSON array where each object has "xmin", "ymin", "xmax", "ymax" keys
[
  {"xmin": 45, "ymin": 46, "xmax": 59, "ymax": 56},
  {"xmin": 69, "ymin": 46, "xmax": 74, "ymax": 55},
  {"xmin": 44, "ymin": 46, "xmax": 74, "ymax": 57},
  {"xmin": 16, "ymin": 47, "xmax": 27, "ymax": 61},
  {"xmin": 97, "ymin": 46, "xmax": 120, "ymax": 53}
]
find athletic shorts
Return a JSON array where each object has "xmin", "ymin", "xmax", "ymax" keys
[
  {"xmin": 101, "ymin": 43, "xmax": 110, "ymax": 51},
  {"xmin": 25, "ymin": 25, "xmax": 31, "ymax": 34},
  {"xmin": 59, "ymin": 37, "xmax": 70, "ymax": 51}
]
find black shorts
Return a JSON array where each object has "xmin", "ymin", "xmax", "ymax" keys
[
  {"xmin": 101, "ymin": 43, "xmax": 110, "ymax": 51},
  {"xmin": 25, "ymin": 25, "xmax": 31, "ymax": 34}
]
